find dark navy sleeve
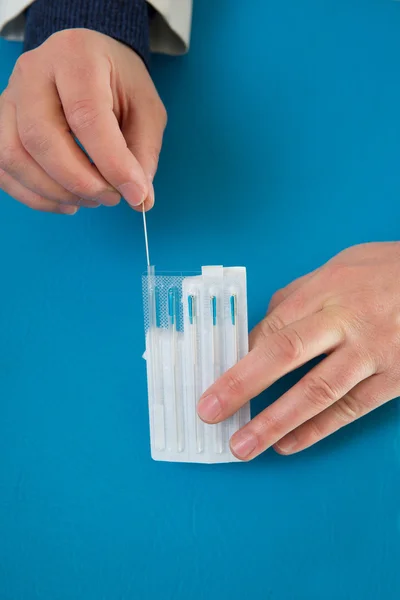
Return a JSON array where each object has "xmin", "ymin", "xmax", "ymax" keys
[{"xmin": 24, "ymin": 0, "xmax": 151, "ymax": 67}]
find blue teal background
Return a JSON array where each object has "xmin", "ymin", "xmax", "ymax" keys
[{"xmin": 1, "ymin": 1, "xmax": 400, "ymax": 598}]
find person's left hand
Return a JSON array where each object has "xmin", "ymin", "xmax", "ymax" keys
[{"xmin": 197, "ymin": 242, "xmax": 400, "ymax": 460}]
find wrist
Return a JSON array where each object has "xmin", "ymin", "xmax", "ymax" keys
[{"xmin": 24, "ymin": 0, "xmax": 150, "ymax": 67}]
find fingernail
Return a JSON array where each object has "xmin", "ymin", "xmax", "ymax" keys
[
  {"xmin": 96, "ymin": 190, "xmax": 121, "ymax": 206},
  {"xmin": 118, "ymin": 182, "xmax": 146, "ymax": 207},
  {"xmin": 75, "ymin": 199, "xmax": 100, "ymax": 208},
  {"xmin": 82, "ymin": 199, "xmax": 100, "ymax": 208},
  {"xmin": 274, "ymin": 432, "xmax": 297, "ymax": 455},
  {"xmin": 230, "ymin": 431, "xmax": 258, "ymax": 459},
  {"xmin": 60, "ymin": 205, "xmax": 78, "ymax": 215},
  {"xmin": 197, "ymin": 394, "xmax": 222, "ymax": 422},
  {"xmin": 147, "ymin": 180, "xmax": 155, "ymax": 208}
]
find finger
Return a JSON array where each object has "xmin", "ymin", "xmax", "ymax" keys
[
  {"xmin": 274, "ymin": 373, "xmax": 393, "ymax": 455},
  {"xmin": 249, "ymin": 272, "xmax": 325, "ymax": 350},
  {"xmin": 122, "ymin": 98, "xmax": 167, "ymax": 211},
  {"xmin": 0, "ymin": 168, "xmax": 78, "ymax": 214},
  {"xmin": 142, "ymin": 180, "xmax": 155, "ymax": 213},
  {"xmin": 56, "ymin": 62, "xmax": 149, "ymax": 208},
  {"xmin": 267, "ymin": 269, "xmax": 320, "ymax": 313},
  {"xmin": 230, "ymin": 348, "xmax": 375, "ymax": 461},
  {"xmin": 0, "ymin": 97, "xmax": 98, "ymax": 208},
  {"xmin": 14, "ymin": 61, "xmax": 120, "ymax": 206},
  {"xmin": 197, "ymin": 309, "xmax": 344, "ymax": 424}
]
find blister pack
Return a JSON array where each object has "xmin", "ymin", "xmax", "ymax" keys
[{"xmin": 142, "ymin": 265, "xmax": 250, "ymax": 463}]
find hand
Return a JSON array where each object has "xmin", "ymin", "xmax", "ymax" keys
[
  {"xmin": 198, "ymin": 242, "xmax": 400, "ymax": 460},
  {"xmin": 0, "ymin": 29, "xmax": 167, "ymax": 214}
]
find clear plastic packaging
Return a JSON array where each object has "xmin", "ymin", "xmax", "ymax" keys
[{"xmin": 143, "ymin": 266, "xmax": 250, "ymax": 463}]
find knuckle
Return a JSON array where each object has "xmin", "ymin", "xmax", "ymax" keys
[
  {"xmin": 0, "ymin": 142, "xmax": 21, "ymax": 172},
  {"xmin": 302, "ymin": 375, "xmax": 338, "ymax": 410},
  {"xmin": 331, "ymin": 394, "xmax": 360, "ymax": 424},
  {"xmin": 14, "ymin": 51, "xmax": 36, "ymax": 77},
  {"xmin": 269, "ymin": 327, "xmax": 304, "ymax": 362},
  {"xmin": 52, "ymin": 28, "xmax": 88, "ymax": 52},
  {"xmin": 65, "ymin": 99, "xmax": 102, "ymax": 132},
  {"xmin": 261, "ymin": 312, "xmax": 286, "ymax": 336},
  {"xmin": 269, "ymin": 289, "xmax": 286, "ymax": 311},
  {"xmin": 19, "ymin": 121, "xmax": 52, "ymax": 156},
  {"xmin": 305, "ymin": 418, "xmax": 325, "ymax": 443},
  {"xmin": 324, "ymin": 262, "xmax": 351, "ymax": 285},
  {"xmin": 224, "ymin": 371, "xmax": 246, "ymax": 400},
  {"xmin": 257, "ymin": 411, "xmax": 284, "ymax": 441},
  {"xmin": 348, "ymin": 348, "xmax": 373, "ymax": 379}
]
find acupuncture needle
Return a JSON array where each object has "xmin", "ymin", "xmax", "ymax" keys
[
  {"xmin": 142, "ymin": 204, "xmax": 150, "ymax": 268},
  {"xmin": 142, "ymin": 205, "xmax": 166, "ymax": 450},
  {"xmin": 188, "ymin": 293, "xmax": 204, "ymax": 453},
  {"xmin": 230, "ymin": 292, "xmax": 240, "ymax": 433},
  {"xmin": 147, "ymin": 268, "xmax": 166, "ymax": 450},
  {"xmin": 211, "ymin": 294, "xmax": 224, "ymax": 454},
  {"xmin": 169, "ymin": 288, "xmax": 184, "ymax": 452},
  {"xmin": 230, "ymin": 293, "xmax": 239, "ymax": 363}
]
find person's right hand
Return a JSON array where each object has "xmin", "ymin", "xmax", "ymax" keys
[{"xmin": 0, "ymin": 29, "xmax": 167, "ymax": 214}]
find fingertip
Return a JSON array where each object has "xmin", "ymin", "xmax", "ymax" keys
[
  {"xmin": 96, "ymin": 190, "xmax": 121, "ymax": 207},
  {"xmin": 273, "ymin": 432, "xmax": 298, "ymax": 455},
  {"xmin": 230, "ymin": 430, "xmax": 258, "ymax": 460},
  {"xmin": 118, "ymin": 181, "xmax": 147, "ymax": 208},
  {"xmin": 273, "ymin": 444, "xmax": 289, "ymax": 455},
  {"xmin": 59, "ymin": 205, "xmax": 79, "ymax": 215},
  {"xmin": 130, "ymin": 182, "xmax": 154, "ymax": 213},
  {"xmin": 197, "ymin": 394, "xmax": 222, "ymax": 423},
  {"xmin": 142, "ymin": 197, "xmax": 153, "ymax": 212}
]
